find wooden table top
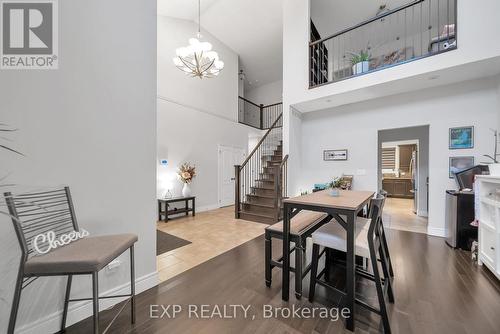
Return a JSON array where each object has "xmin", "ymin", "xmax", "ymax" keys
[
  {"xmin": 158, "ymin": 196, "xmax": 195, "ymax": 202},
  {"xmin": 284, "ymin": 190, "xmax": 374, "ymax": 210}
]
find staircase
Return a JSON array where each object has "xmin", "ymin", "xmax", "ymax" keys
[{"xmin": 235, "ymin": 113, "xmax": 288, "ymax": 224}]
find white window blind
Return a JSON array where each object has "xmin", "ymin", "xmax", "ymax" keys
[{"xmin": 382, "ymin": 148, "xmax": 396, "ymax": 170}]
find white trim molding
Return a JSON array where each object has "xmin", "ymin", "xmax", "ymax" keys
[
  {"xmin": 427, "ymin": 226, "xmax": 446, "ymax": 238},
  {"xmin": 18, "ymin": 271, "xmax": 159, "ymax": 334}
]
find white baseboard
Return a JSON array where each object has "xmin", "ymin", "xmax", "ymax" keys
[
  {"xmin": 18, "ymin": 271, "xmax": 159, "ymax": 334},
  {"xmin": 197, "ymin": 203, "xmax": 220, "ymax": 212},
  {"xmin": 417, "ymin": 210, "xmax": 428, "ymax": 217},
  {"xmin": 427, "ymin": 226, "xmax": 446, "ymax": 237}
]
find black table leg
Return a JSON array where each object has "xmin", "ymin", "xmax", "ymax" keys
[
  {"xmin": 345, "ymin": 211, "xmax": 356, "ymax": 331},
  {"xmin": 185, "ymin": 199, "xmax": 189, "ymax": 216},
  {"xmin": 282, "ymin": 202, "xmax": 291, "ymax": 301},
  {"xmin": 192, "ymin": 198, "xmax": 196, "ymax": 216}
]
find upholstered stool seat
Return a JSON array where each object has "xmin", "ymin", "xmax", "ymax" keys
[
  {"xmin": 312, "ymin": 220, "xmax": 371, "ymax": 259},
  {"xmin": 25, "ymin": 234, "xmax": 138, "ymax": 275},
  {"xmin": 266, "ymin": 210, "xmax": 328, "ymax": 234}
]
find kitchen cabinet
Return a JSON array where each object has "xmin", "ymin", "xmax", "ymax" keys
[{"xmin": 382, "ymin": 178, "xmax": 413, "ymax": 198}]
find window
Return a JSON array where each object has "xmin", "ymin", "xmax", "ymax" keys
[{"xmin": 382, "ymin": 147, "xmax": 396, "ymax": 170}]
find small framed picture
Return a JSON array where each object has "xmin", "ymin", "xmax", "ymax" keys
[
  {"xmin": 449, "ymin": 156, "xmax": 474, "ymax": 178},
  {"xmin": 324, "ymin": 149, "xmax": 348, "ymax": 161},
  {"xmin": 449, "ymin": 126, "xmax": 474, "ymax": 149}
]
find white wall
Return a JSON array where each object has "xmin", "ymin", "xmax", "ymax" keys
[
  {"xmin": 157, "ymin": 16, "xmax": 259, "ymax": 210},
  {"xmin": 0, "ymin": 1, "xmax": 157, "ymax": 332},
  {"xmin": 297, "ymin": 78, "xmax": 499, "ymax": 237},
  {"xmin": 158, "ymin": 16, "xmax": 239, "ymax": 122},
  {"xmin": 245, "ymin": 80, "xmax": 283, "ymax": 105},
  {"xmin": 157, "ymin": 100, "xmax": 260, "ymax": 210}
]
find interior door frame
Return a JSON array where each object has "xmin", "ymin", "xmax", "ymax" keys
[{"xmin": 218, "ymin": 144, "xmax": 246, "ymax": 208}]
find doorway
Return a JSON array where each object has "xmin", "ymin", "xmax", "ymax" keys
[
  {"xmin": 378, "ymin": 126, "xmax": 429, "ymax": 234},
  {"xmin": 218, "ymin": 145, "xmax": 246, "ymax": 207}
]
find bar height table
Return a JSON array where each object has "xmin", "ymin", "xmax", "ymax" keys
[{"xmin": 282, "ymin": 190, "xmax": 374, "ymax": 331}]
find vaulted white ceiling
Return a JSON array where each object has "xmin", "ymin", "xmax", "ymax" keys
[{"xmin": 158, "ymin": 0, "xmax": 283, "ymax": 88}]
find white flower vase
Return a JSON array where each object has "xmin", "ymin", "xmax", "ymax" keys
[
  {"xmin": 182, "ymin": 183, "xmax": 191, "ymax": 197},
  {"xmin": 352, "ymin": 61, "xmax": 369, "ymax": 75},
  {"xmin": 488, "ymin": 163, "xmax": 500, "ymax": 176}
]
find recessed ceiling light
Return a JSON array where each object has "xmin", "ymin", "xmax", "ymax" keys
[{"xmin": 428, "ymin": 75, "xmax": 440, "ymax": 80}]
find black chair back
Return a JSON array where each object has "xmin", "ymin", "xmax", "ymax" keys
[{"xmin": 4, "ymin": 187, "xmax": 79, "ymax": 260}]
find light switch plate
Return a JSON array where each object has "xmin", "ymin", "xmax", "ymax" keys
[{"xmin": 356, "ymin": 169, "xmax": 366, "ymax": 175}]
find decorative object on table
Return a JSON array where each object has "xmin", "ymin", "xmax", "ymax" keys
[
  {"xmin": 4, "ymin": 187, "xmax": 138, "ymax": 334},
  {"xmin": 449, "ymin": 126, "xmax": 474, "ymax": 149},
  {"xmin": 328, "ymin": 177, "xmax": 347, "ymax": 197},
  {"xmin": 178, "ymin": 162, "xmax": 196, "ymax": 197},
  {"xmin": 164, "ymin": 189, "xmax": 173, "ymax": 199},
  {"xmin": 313, "ymin": 183, "xmax": 328, "ymax": 192},
  {"xmin": 481, "ymin": 129, "xmax": 500, "ymax": 175},
  {"xmin": 300, "ymin": 190, "xmax": 309, "ymax": 196},
  {"xmin": 172, "ymin": 0, "xmax": 224, "ymax": 78},
  {"xmin": 449, "ymin": 156, "xmax": 475, "ymax": 178},
  {"xmin": 340, "ymin": 174, "xmax": 354, "ymax": 190},
  {"xmin": 347, "ymin": 49, "xmax": 370, "ymax": 75},
  {"xmin": 324, "ymin": 149, "xmax": 348, "ymax": 161}
]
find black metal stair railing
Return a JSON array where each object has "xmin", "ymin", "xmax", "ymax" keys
[
  {"xmin": 238, "ymin": 96, "xmax": 283, "ymax": 130},
  {"xmin": 234, "ymin": 113, "xmax": 284, "ymax": 219},
  {"xmin": 310, "ymin": 0, "xmax": 457, "ymax": 87}
]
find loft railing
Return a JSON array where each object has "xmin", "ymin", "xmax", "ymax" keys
[
  {"xmin": 235, "ymin": 113, "xmax": 283, "ymax": 219},
  {"xmin": 309, "ymin": 0, "xmax": 457, "ymax": 87},
  {"xmin": 238, "ymin": 96, "xmax": 283, "ymax": 130}
]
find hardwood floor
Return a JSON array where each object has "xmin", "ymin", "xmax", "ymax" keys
[{"xmin": 67, "ymin": 229, "xmax": 500, "ymax": 334}]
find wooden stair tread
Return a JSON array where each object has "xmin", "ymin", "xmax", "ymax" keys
[
  {"xmin": 239, "ymin": 210, "xmax": 275, "ymax": 219},
  {"xmin": 247, "ymin": 194, "xmax": 275, "ymax": 199},
  {"xmin": 242, "ymin": 202, "xmax": 276, "ymax": 209}
]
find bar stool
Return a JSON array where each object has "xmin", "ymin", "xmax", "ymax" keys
[
  {"xmin": 309, "ymin": 197, "xmax": 394, "ymax": 334},
  {"xmin": 328, "ymin": 193, "xmax": 394, "ymax": 278},
  {"xmin": 4, "ymin": 187, "xmax": 137, "ymax": 334},
  {"xmin": 265, "ymin": 210, "xmax": 330, "ymax": 298}
]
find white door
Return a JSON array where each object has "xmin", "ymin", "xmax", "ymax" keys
[{"xmin": 219, "ymin": 146, "xmax": 246, "ymax": 207}]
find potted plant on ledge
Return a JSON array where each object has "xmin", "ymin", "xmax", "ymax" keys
[
  {"xmin": 348, "ymin": 49, "xmax": 371, "ymax": 75},
  {"xmin": 178, "ymin": 162, "xmax": 196, "ymax": 197}
]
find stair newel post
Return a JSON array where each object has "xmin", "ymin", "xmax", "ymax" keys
[
  {"xmin": 235, "ymin": 165, "xmax": 241, "ymax": 219},
  {"xmin": 259, "ymin": 104, "xmax": 264, "ymax": 129},
  {"xmin": 274, "ymin": 164, "xmax": 281, "ymax": 222}
]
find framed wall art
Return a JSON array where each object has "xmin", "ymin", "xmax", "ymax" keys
[
  {"xmin": 324, "ymin": 149, "xmax": 348, "ymax": 161},
  {"xmin": 449, "ymin": 126, "xmax": 474, "ymax": 149},
  {"xmin": 449, "ymin": 156, "xmax": 474, "ymax": 178}
]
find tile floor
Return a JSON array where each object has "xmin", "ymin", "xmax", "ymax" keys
[
  {"xmin": 156, "ymin": 206, "xmax": 265, "ymax": 282},
  {"xmin": 382, "ymin": 197, "xmax": 428, "ymax": 234}
]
